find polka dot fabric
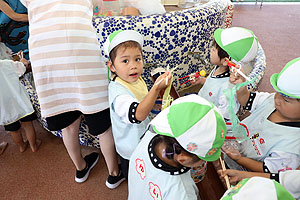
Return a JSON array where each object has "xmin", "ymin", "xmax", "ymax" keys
[
  {"xmin": 21, "ymin": 0, "xmax": 265, "ymax": 149},
  {"xmin": 94, "ymin": 0, "xmax": 234, "ymax": 90}
]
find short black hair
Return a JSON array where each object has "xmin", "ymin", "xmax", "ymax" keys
[{"xmin": 152, "ymin": 135, "xmax": 200, "ymax": 164}]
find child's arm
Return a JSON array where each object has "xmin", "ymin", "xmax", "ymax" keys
[
  {"xmin": 229, "ymin": 66, "xmax": 250, "ymax": 107},
  {"xmin": 223, "ymin": 148, "xmax": 264, "ymax": 172},
  {"xmin": 0, "ymin": 0, "xmax": 28, "ymax": 22},
  {"xmin": 135, "ymin": 71, "xmax": 172, "ymax": 121},
  {"xmin": 218, "ymin": 169, "xmax": 270, "ymax": 185}
]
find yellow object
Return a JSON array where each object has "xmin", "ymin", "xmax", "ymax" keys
[
  {"xmin": 162, "ymin": 76, "xmax": 173, "ymax": 111},
  {"xmin": 200, "ymin": 70, "xmax": 206, "ymax": 77},
  {"xmin": 115, "ymin": 77, "xmax": 148, "ymax": 102}
]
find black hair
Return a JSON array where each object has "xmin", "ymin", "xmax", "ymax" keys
[
  {"xmin": 212, "ymin": 39, "xmax": 229, "ymax": 60},
  {"xmin": 152, "ymin": 135, "xmax": 200, "ymax": 164}
]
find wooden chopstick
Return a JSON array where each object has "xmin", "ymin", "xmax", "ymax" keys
[{"xmin": 219, "ymin": 157, "xmax": 231, "ymax": 190}]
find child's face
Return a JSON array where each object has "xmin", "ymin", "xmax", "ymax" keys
[
  {"xmin": 210, "ymin": 44, "xmax": 222, "ymax": 65},
  {"xmin": 274, "ymin": 92, "xmax": 300, "ymax": 121},
  {"xmin": 111, "ymin": 47, "xmax": 143, "ymax": 83}
]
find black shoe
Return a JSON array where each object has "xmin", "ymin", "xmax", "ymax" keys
[
  {"xmin": 75, "ymin": 152, "xmax": 99, "ymax": 183},
  {"xmin": 105, "ymin": 170, "xmax": 126, "ymax": 189}
]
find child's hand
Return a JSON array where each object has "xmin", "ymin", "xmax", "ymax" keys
[
  {"xmin": 222, "ymin": 146, "xmax": 242, "ymax": 161},
  {"xmin": 217, "ymin": 169, "xmax": 248, "ymax": 185},
  {"xmin": 191, "ymin": 76, "xmax": 206, "ymax": 85},
  {"xmin": 190, "ymin": 75, "xmax": 201, "ymax": 85},
  {"xmin": 229, "ymin": 65, "xmax": 246, "ymax": 85},
  {"xmin": 154, "ymin": 71, "xmax": 172, "ymax": 90}
]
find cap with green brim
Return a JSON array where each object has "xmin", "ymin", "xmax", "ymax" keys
[
  {"xmin": 221, "ymin": 177, "xmax": 295, "ymax": 200},
  {"xmin": 270, "ymin": 57, "xmax": 300, "ymax": 99},
  {"xmin": 103, "ymin": 30, "xmax": 144, "ymax": 57},
  {"xmin": 214, "ymin": 27, "xmax": 258, "ymax": 65},
  {"xmin": 150, "ymin": 94, "xmax": 227, "ymax": 162}
]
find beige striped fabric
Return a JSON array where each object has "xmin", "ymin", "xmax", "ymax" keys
[{"xmin": 20, "ymin": 0, "xmax": 109, "ymax": 118}]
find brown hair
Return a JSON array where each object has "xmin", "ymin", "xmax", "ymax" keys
[{"xmin": 109, "ymin": 41, "xmax": 142, "ymax": 64}]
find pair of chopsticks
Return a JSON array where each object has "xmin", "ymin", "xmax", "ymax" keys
[
  {"xmin": 219, "ymin": 157, "xmax": 231, "ymax": 190},
  {"xmin": 155, "ymin": 65, "xmax": 179, "ymax": 86}
]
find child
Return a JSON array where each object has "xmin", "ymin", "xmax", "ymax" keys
[
  {"xmin": 223, "ymin": 57, "xmax": 300, "ymax": 174},
  {"xmin": 104, "ymin": 29, "xmax": 172, "ymax": 179},
  {"xmin": 0, "ymin": 58, "xmax": 40, "ymax": 153},
  {"xmin": 19, "ymin": 0, "xmax": 123, "ymax": 188},
  {"xmin": 197, "ymin": 27, "xmax": 259, "ymax": 120},
  {"xmin": 128, "ymin": 94, "xmax": 227, "ymax": 200},
  {"xmin": 219, "ymin": 168, "xmax": 300, "ymax": 199},
  {"xmin": 220, "ymin": 176, "xmax": 295, "ymax": 200}
]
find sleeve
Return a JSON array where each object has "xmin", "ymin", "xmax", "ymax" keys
[
  {"xmin": 12, "ymin": 61, "xmax": 26, "ymax": 77},
  {"xmin": 114, "ymin": 94, "xmax": 141, "ymax": 124},
  {"xmin": 279, "ymin": 170, "xmax": 300, "ymax": 199},
  {"xmin": 263, "ymin": 151, "xmax": 300, "ymax": 173},
  {"xmin": 19, "ymin": 0, "xmax": 28, "ymax": 8},
  {"xmin": 245, "ymin": 92, "xmax": 272, "ymax": 112}
]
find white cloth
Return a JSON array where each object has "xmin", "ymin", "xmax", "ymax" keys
[
  {"xmin": 114, "ymin": 95, "xmax": 136, "ymax": 124},
  {"xmin": 0, "ymin": 43, "xmax": 13, "ymax": 60},
  {"xmin": 198, "ymin": 66, "xmax": 239, "ymax": 119},
  {"xmin": 128, "ymin": 131, "xmax": 199, "ymax": 200},
  {"xmin": 123, "ymin": 0, "xmax": 166, "ymax": 15},
  {"xmin": 109, "ymin": 80, "xmax": 150, "ymax": 159},
  {"xmin": 280, "ymin": 170, "xmax": 300, "ymax": 199},
  {"xmin": 20, "ymin": 0, "xmax": 109, "ymax": 117},
  {"xmin": 0, "ymin": 60, "xmax": 34, "ymax": 125},
  {"xmin": 239, "ymin": 92, "xmax": 300, "ymax": 172},
  {"xmin": 264, "ymin": 151, "xmax": 300, "ymax": 173}
]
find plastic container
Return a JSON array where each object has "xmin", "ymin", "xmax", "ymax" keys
[{"xmin": 98, "ymin": 0, "xmax": 121, "ymax": 16}]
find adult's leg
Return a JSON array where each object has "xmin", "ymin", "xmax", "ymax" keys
[
  {"xmin": 0, "ymin": 141, "xmax": 8, "ymax": 155},
  {"xmin": 22, "ymin": 121, "xmax": 41, "ymax": 152},
  {"xmin": 98, "ymin": 126, "xmax": 119, "ymax": 176},
  {"xmin": 61, "ymin": 117, "xmax": 86, "ymax": 170}
]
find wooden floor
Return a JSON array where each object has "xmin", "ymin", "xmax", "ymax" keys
[{"xmin": 1, "ymin": 4, "xmax": 300, "ymax": 200}]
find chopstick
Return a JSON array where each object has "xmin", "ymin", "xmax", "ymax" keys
[
  {"xmin": 219, "ymin": 157, "xmax": 231, "ymax": 189},
  {"xmin": 155, "ymin": 65, "xmax": 179, "ymax": 86}
]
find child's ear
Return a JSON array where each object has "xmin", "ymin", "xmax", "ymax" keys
[
  {"xmin": 221, "ymin": 57, "xmax": 229, "ymax": 66},
  {"xmin": 107, "ymin": 60, "xmax": 116, "ymax": 73}
]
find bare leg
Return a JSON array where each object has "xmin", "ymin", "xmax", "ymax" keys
[
  {"xmin": 0, "ymin": 142, "xmax": 8, "ymax": 155},
  {"xmin": 61, "ymin": 117, "xmax": 86, "ymax": 170},
  {"xmin": 9, "ymin": 129, "xmax": 27, "ymax": 152},
  {"xmin": 22, "ymin": 121, "xmax": 41, "ymax": 152},
  {"xmin": 99, "ymin": 126, "xmax": 119, "ymax": 176}
]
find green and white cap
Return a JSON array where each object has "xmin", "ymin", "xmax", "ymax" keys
[
  {"xmin": 150, "ymin": 94, "xmax": 226, "ymax": 161},
  {"xmin": 103, "ymin": 30, "xmax": 144, "ymax": 57},
  {"xmin": 270, "ymin": 57, "xmax": 300, "ymax": 99},
  {"xmin": 214, "ymin": 27, "xmax": 258, "ymax": 65},
  {"xmin": 221, "ymin": 177, "xmax": 295, "ymax": 200}
]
